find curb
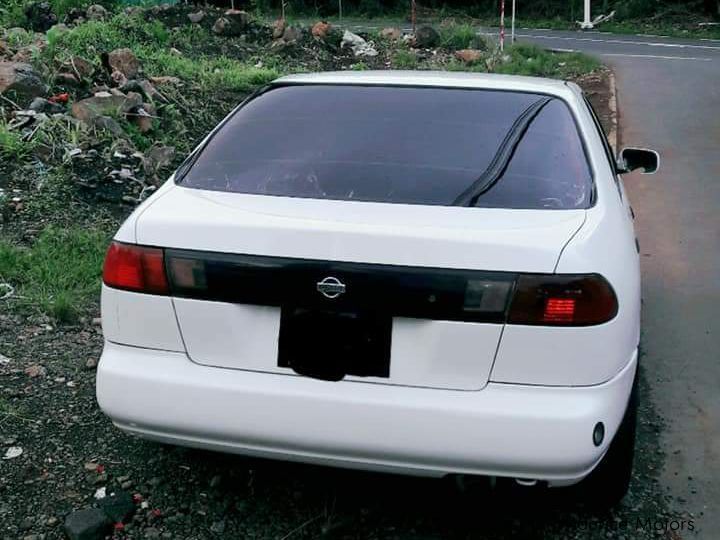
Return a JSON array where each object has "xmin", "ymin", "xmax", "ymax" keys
[{"xmin": 607, "ymin": 69, "xmax": 618, "ymax": 149}]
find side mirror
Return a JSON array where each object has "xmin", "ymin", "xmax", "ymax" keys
[{"xmin": 617, "ymin": 147, "xmax": 659, "ymax": 175}]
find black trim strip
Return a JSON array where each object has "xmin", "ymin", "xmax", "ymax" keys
[{"xmin": 165, "ymin": 249, "xmax": 514, "ymax": 324}]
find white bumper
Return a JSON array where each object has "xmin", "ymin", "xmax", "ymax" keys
[{"xmin": 97, "ymin": 341, "xmax": 637, "ymax": 486}]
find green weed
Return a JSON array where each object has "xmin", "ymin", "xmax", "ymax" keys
[
  {"xmin": 392, "ymin": 49, "xmax": 417, "ymax": 69},
  {"xmin": 0, "ymin": 122, "xmax": 35, "ymax": 161},
  {"xmin": 439, "ymin": 23, "xmax": 485, "ymax": 50},
  {"xmin": 0, "ymin": 227, "xmax": 110, "ymax": 322},
  {"xmin": 495, "ymin": 44, "xmax": 599, "ymax": 78}
]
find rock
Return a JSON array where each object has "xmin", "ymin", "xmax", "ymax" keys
[
  {"xmin": 12, "ymin": 45, "xmax": 41, "ymax": 63},
  {"xmin": 64, "ymin": 7, "xmax": 85, "ymax": 24},
  {"xmin": 149, "ymin": 76, "xmax": 180, "ymax": 86},
  {"xmin": 120, "ymin": 79, "xmax": 159, "ymax": 102},
  {"xmin": 272, "ymin": 18, "xmax": 286, "ymax": 39},
  {"xmin": 341, "ymin": 30, "xmax": 378, "ymax": 57},
  {"xmin": 3, "ymin": 446, "xmax": 23, "ymax": 459},
  {"xmin": 188, "ymin": 10, "xmax": 205, "ymax": 24},
  {"xmin": 212, "ymin": 17, "xmax": 230, "ymax": 35},
  {"xmin": 0, "ymin": 62, "xmax": 47, "ymax": 103},
  {"xmin": 53, "ymin": 72, "xmax": 80, "ymax": 87},
  {"xmin": 29, "ymin": 97, "xmax": 64, "ymax": 114},
  {"xmin": 71, "ymin": 93, "xmax": 142, "ymax": 123},
  {"xmin": 132, "ymin": 104, "xmax": 155, "ymax": 133},
  {"xmin": 455, "ymin": 49, "xmax": 483, "ymax": 64},
  {"xmin": 84, "ymin": 358, "xmax": 98, "ymax": 370},
  {"xmin": 225, "ymin": 9, "xmax": 249, "ymax": 25},
  {"xmin": 63, "ymin": 56, "xmax": 94, "ymax": 79},
  {"xmin": 107, "ymin": 48, "xmax": 140, "ymax": 79},
  {"xmin": 85, "ymin": 4, "xmax": 108, "ymax": 21},
  {"xmin": 212, "ymin": 11, "xmax": 249, "ymax": 36},
  {"xmin": 143, "ymin": 145, "xmax": 175, "ymax": 177},
  {"xmin": 282, "ymin": 26, "xmax": 303, "ymax": 42},
  {"xmin": 312, "ymin": 21, "xmax": 331, "ymax": 39},
  {"xmin": 24, "ymin": 364, "xmax": 46, "ymax": 378},
  {"xmin": 379, "ymin": 27, "xmax": 402, "ymax": 40},
  {"xmin": 63, "ymin": 508, "xmax": 111, "ymax": 540},
  {"xmin": 98, "ymin": 490, "xmax": 136, "ymax": 522},
  {"xmin": 24, "ymin": 1, "xmax": 58, "ymax": 32},
  {"xmin": 93, "ymin": 115, "xmax": 124, "ymax": 137},
  {"xmin": 414, "ymin": 25, "xmax": 439, "ymax": 48}
]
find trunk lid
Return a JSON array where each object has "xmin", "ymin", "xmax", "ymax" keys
[{"xmin": 137, "ymin": 186, "xmax": 586, "ymax": 390}]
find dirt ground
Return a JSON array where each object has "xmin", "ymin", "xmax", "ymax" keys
[{"xmin": 1, "ymin": 70, "xmax": 688, "ymax": 540}]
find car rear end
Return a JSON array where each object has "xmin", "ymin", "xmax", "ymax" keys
[{"xmin": 96, "ymin": 73, "xmax": 640, "ymax": 486}]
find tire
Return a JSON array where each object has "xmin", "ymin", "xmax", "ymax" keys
[{"xmin": 576, "ymin": 370, "xmax": 639, "ymax": 509}]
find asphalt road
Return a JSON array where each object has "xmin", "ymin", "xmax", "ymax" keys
[
  {"xmin": 512, "ymin": 28, "xmax": 720, "ymax": 539},
  {"xmin": 343, "ymin": 23, "xmax": 720, "ymax": 537}
]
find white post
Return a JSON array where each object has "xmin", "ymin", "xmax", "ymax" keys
[
  {"xmin": 581, "ymin": 0, "xmax": 593, "ymax": 29},
  {"xmin": 511, "ymin": 0, "xmax": 516, "ymax": 43},
  {"xmin": 500, "ymin": 0, "xmax": 505, "ymax": 51}
]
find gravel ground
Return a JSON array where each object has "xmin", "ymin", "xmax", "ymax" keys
[{"xmin": 0, "ymin": 70, "xmax": 695, "ymax": 540}]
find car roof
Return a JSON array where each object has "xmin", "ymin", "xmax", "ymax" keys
[{"xmin": 272, "ymin": 71, "xmax": 581, "ymax": 101}]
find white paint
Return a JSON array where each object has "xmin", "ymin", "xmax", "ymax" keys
[
  {"xmin": 602, "ymin": 53, "xmax": 713, "ymax": 61},
  {"xmin": 97, "ymin": 342, "xmax": 637, "ymax": 484},
  {"xmin": 513, "ymin": 32, "xmax": 720, "ymax": 51},
  {"xmin": 582, "ymin": 0, "xmax": 593, "ymax": 29},
  {"xmin": 511, "ymin": 0, "xmax": 516, "ymax": 43}
]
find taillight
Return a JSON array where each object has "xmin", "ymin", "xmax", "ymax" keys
[
  {"xmin": 166, "ymin": 256, "xmax": 207, "ymax": 291},
  {"xmin": 507, "ymin": 274, "xmax": 617, "ymax": 326},
  {"xmin": 103, "ymin": 242, "xmax": 169, "ymax": 295}
]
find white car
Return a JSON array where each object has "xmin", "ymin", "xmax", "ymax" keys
[{"xmin": 97, "ymin": 71, "xmax": 658, "ymax": 507}]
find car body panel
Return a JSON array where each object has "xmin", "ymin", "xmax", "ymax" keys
[{"xmin": 97, "ymin": 341, "xmax": 637, "ymax": 484}]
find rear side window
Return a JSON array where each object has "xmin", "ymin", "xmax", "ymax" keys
[{"xmin": 179, "ymin": 85, "xmax": 592, "ymax": 210}]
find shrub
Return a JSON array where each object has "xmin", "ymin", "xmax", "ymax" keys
[{"xmin": 438, "ymin": 22, "xmax": 489, "ymax": 51}]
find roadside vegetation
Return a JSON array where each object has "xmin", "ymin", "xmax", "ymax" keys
[{"xmin": 0, "ymin": 227, "xmax": 109, "ymax": 322}]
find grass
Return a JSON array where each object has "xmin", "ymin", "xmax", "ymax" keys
[
  {"xmin": 1, "ymin": 0, "xmax": 121, "ymax": 28},
  {"xmin": 0, "ymin": 227, "xmax": 110, "ymax": 322},
  {"xmin": 42, "ymin": 14, "xmax": 279, "ymax": 93},
  {"xmin": 439, "ymin": 22, "xmax": 486, "ymax": 50},
  {"xmin": 0, "ymin": 121, "xmax": 35, "ymax": 161},
  {"xmin": 495, "ymin": 44, "xmax": 600, "ymax": 78},
  {"xmin": 392, "ymin": 49, "xmax": 418, "ymax": 68}
]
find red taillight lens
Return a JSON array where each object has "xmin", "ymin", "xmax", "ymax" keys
[
  {"xmin": 103, "ymin": 242, "xmax": 169, "ymax": 295},
  {"xmin": 508, "ymin": 274, "xmax": 617, "ymax": 326}
]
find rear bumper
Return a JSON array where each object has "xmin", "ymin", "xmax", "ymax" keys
[{"xmin": 96, "ymin": 341, "xmax": 637, "ymax": 486}]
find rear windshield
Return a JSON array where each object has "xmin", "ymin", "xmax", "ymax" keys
[{"xmin": 178, "ymin": 85, "xmax": 592, "ymax": 209}]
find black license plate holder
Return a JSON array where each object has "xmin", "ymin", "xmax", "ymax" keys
[{"xmin": 278, "ymin": 307, "xmax": 391, "ymax": 381}]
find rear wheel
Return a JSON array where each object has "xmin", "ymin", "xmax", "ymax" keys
[{"xmin": 577, "ymin": 370, "xmax": 638, "ymax": 509}]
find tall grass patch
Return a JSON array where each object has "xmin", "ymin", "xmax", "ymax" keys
[{"xmin": 0, "ymin": 227, "xmax": 110, "ymax": 322}]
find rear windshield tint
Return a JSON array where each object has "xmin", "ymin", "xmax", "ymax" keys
[{"xmin": 178, "ymin": 85, "xmax": 592, "ymax": 209}]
